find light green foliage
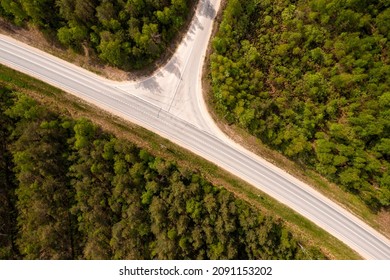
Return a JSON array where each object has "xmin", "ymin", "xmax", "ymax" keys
[
  {"xmin": 0, "ymin": 0, "xmax": 27, "ymax": 25},
  {"xmin": 57, "ymin": 23, "xmax": 87, "ymax": 47},
  {"xmin": 210, "ymin": 0, "xmax": 390, "ymax": 209}
]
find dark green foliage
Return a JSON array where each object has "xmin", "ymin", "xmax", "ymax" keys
[
  {"xmin": 69, "ymin": 120, "xmax": 115, "ymax": 259},
  {"xmin": 0, "ymin": 87, "xmax": 18, "ymax": 259},
  {"xmin": 0, "ymin": 0, "xmax": 60, "ymax": 28},
  {"xmin": 6, "ymin": 95, "xmax": 79, "ymax": 259},
  {"xmin": 210, "ymin": 0, "xmax": 390, "ymax": 209},
  {"xmin": 0, "ymin": 0, "xmax": 194, "ymax": 69},
  {"xmin": 0, "ymin": 89, "xmax": 323, "ymax": 259}
]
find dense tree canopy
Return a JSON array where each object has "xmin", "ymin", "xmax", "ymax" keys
[
  {"xmin": 0, "ymin": 88, "xmax": 324, "ymax": 259},
  {"xmin": 0, "ymin": 0, "xmax": 194, "ymax": 68},
  {"xmin": 210, "ymin": 0, "xmax": 390, "ymax": 209},
  {"xmin": 0, "ymin": 87, "xmax": 18, "ymax": 259}
]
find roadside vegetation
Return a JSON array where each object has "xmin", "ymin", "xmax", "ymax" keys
[
  {"xmin": 0, "ymin": 0, "xmax": 195, "ymax": 69},
  {"xmin": 209, "ymin": 0, "xmax": 390, "ymax": 213},
  {"xmin": 0, "ymin": 87, "xmax": 326, "ymax": 260},
  {"xmin": 0, "ymin": 65, "xmax": 360, "ymax": 259},
  {"xmin": 0, "ymin": 0, "xmax": 369, "ymax": 260}
]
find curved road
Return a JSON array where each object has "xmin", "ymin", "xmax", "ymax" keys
[{"xmin": 1, "ymin": 0, "xmax": 390, "ymax": 259}]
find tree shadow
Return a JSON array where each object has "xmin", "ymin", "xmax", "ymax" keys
[
  {"xmin": 136, "ymin": 76, "xmax": 162, "ymax": 93},
  {"xmin": 165, "ymin": 56, "xmax": 182, "ymax": 79},
  {"xmin": 188, "ymin": 15, "xmax": 204, "ymax": 36},
  {"xmin": 199, "ymin": 0, "xmax": 216, "ymax": 19}
]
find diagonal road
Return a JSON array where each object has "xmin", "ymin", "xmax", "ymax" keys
[{"xmin": 1, "ymin": 0, "xmax": 390, "ymax": 259}]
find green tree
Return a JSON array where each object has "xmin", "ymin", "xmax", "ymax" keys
[
  {"xmin": 7, "ymin": 95, "xmax": 78, "ymax": 259},
  {"xmin": 0, "ymin": 87, "xmax": 18, "ymax": 259}
]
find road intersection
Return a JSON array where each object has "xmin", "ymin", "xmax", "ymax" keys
[{"xmin": 1, "ymin": 0, "xmax": 390, "ymax": 259}]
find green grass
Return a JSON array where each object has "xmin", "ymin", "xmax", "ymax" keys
[{"xmin": 0, "ymin": 64, "xmax": 360, "ymax": 259}]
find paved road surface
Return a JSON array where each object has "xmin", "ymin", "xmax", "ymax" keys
[{"xmin": 1, "ymin": 0, "xmax": 390, "ymax": 259}]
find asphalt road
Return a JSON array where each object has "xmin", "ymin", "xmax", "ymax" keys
[{"xmin": 1, "ymin": 0, "xmax": 390, "ymax": 259}]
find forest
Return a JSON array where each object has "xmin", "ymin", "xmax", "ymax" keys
[
  {"xmin": 0, "ymin": 0, "xmax": 194, "ymax": 69},
  {"xmin": 210, "ymin": 0, "xmax": 390, "ymax": 209},
  {"xmin": 0, "ymin": 86, "xmax": 324, "ymax": 259}
]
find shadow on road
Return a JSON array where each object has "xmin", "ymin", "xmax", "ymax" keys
[
  {"xmin": 189, "ymin": 16, "xmax": 204, "ymax": 36},
  {"xmin": 199, "ymin": 0, "xmax": 216, "ymax": 19},
  {"xmin": 136, "ymin": 76, "xmax": 162, "ymax": 94},
  {"xmin": 165, "ymin": 56, "xmax": 182, "ymax": 79}
]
